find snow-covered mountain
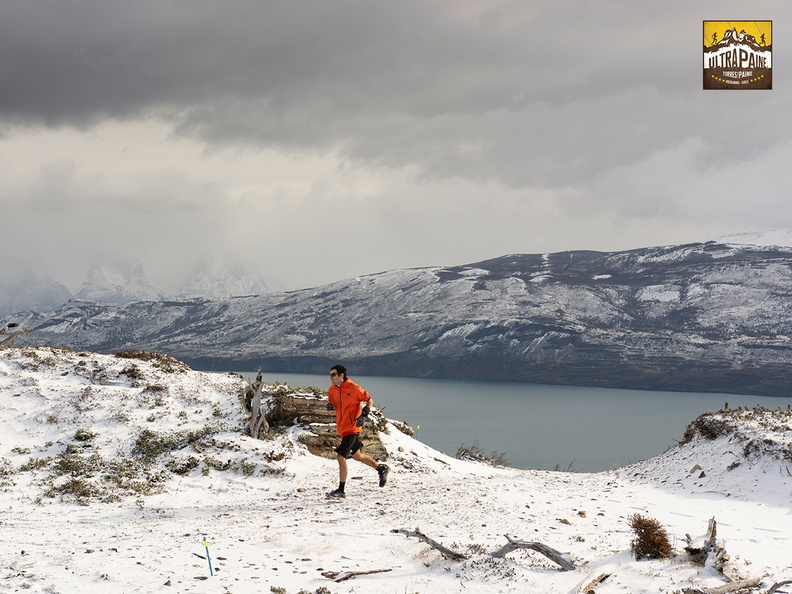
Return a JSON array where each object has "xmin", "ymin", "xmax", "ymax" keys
[
  {"xmin": 169, "ymin": 255, "xmax": 270, "ymax": 299},
  {"xmin": 11, "ymin": 238, "xmax": 792, "ymax": 396},
  {"xmin": 75, "ymin": 257, "xmax": 164, "ymax": 304},
  {"xmin": 0, "ymin": 274, "xmax": 73, "ymax": 317}
]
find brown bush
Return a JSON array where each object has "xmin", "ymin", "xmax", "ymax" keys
[
  {"xmin": 628, "ymin": 513, "xmax": 673, "ymax": 560},
  {"xmin": 680, "ymin": 413, "xmax": 731, "ymax": 444}
]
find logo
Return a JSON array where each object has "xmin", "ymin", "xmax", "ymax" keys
[{"xmin": 703, "ymin": 21, "xmax": 772, "ymax": 90}]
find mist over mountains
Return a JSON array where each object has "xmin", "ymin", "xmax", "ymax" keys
[
  {"xmin": 6, "ymin": 233, "xmax": 792, "ymax": 397},
  {"xmin": 0, "ymin": 255, "xmax": 271, "ymax": 316},
  {"xmin": 0, "ymin": 274, "xmax": 72, "ymax": 317}
]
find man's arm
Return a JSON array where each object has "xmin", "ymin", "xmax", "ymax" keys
[{"xmin": 355, "ymin": 396, "xmax": 373, "ymax": 426}]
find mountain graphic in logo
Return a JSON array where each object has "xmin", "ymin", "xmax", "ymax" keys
[{"xmin": 703, "ymin": 21, "xmax": 772, "ymax": 90}]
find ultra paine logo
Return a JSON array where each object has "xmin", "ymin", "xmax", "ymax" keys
[{"xmin": 703, "ymin": 21, "xmax": 772, "ymax": 90}]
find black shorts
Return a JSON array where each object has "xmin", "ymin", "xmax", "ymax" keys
[{"xmin": 334, "ymin": 433, "xmax": 364, "ymax": 458}]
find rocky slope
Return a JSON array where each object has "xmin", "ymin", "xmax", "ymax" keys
[{"xmin": 6, "ymin": 240, "xmax": 792, "ymax": 396}]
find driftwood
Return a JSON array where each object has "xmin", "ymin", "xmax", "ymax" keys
[
  {"xmin": 392, "ymin": 528, "xmax": 575, "ymax": 570},
  {"xmin": 681, "ymin": 577, "xmax": 762, "ymax": 594},
  {"xmin": 491, "ymin": 535, "xmax": 576, "ymax": 571},
  {"xmin": 685, "ymin": 517, "xmax": 728, "ymax": 572},
  {"xmin": 392, "ymin": 528, "xmax": 467, "ymax": 560},
  {"xmin": 321, "ymin": 568, "xmax": 392, "ymax": 582}
]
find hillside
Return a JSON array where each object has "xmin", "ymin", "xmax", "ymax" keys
[
  {"xmin": 1, "ymin": 346, "xmax": 791, "ymax": 593},
  {"xmin": 7, "ymin": 240, "xmax": 792, "ymax": 396}
]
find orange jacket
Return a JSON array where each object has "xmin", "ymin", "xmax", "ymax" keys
[{"xmin": 328, "ymin": 380, "xmax": 371, "ymax": 437}]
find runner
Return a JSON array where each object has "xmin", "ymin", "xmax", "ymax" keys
[{"xmin": 325, "ymin": 364, "xmax": 389, "ymax": 499}]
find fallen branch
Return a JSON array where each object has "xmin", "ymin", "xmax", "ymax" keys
[
  {"xmin": 391, "ymin": 528, "xmax": 466, "ymax": 560},
  {"xmin": 681, "ymin": 577, "xmax": 763, "ymax": 594},
  {"xmin": 491, "ymin": 535, "xmax": 575, "ymax": 571},
  {"xmin": 768, "ymin": 580, "xmax": 792, "ymax": 594},
  {"xmin": 322, "ymin": 568, "xmax": 392, "ymax": 582},
  {"xmin": 391, "ymin": 528, "xmax": 575, "ymax": 571},
  {"xmin": 574, "ymin": 571, "xmax": 612, "ymax": 593}
]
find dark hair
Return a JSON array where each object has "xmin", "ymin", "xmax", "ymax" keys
[{"xmin": 330, "ymin": 364, "xmax": 347, "ymax": 380}]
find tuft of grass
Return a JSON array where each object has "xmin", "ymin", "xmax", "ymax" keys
[
  {"xmin": 132, "ymin": 424, "xmax": 220, "ymax": 463},
  {"xmin": 456, "ymin": 439, "xmax": 509, "ymax": 467},
  {"xmin": 74, "ymin": 428, "xmax": 97, "ymax": 443}
]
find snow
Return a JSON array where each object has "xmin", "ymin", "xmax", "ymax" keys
[
  {"xmin": 1, "ymin": 346, "xmax": 791, "ymax": 594},
  {"xmin": 636, "ymin": 286, "xmax": 680, "ymax": 303},
  {"xmin": 717, "ymin": 229, "xmax": 792, "ymax": 249}
]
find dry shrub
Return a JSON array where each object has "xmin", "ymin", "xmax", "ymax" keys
[
  {"xmin": 114, "ymin": 350, "xmax": 189, "ymax": 373},
  {"xmin": 628, "ymin": 513, "xmax": 673, "ymax": 560},
  {"xmin": 680, "ymin": 413, "xmax": 731, "ymax": 444}
]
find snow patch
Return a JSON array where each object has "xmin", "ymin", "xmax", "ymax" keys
[{"xmin": 636, "ymin": 285, "xmax": 680, "ymax": 302}]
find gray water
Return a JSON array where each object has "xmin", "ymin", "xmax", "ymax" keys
[{"xmin": 238, "ymin": 371, "xmax": 792, "ymax": 472}]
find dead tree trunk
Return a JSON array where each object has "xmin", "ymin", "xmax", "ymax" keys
[
  {"xmin": 241, "ymin": 371, "xmax": 269, "ymax": 439},
  {"xmin": 685, "ymin": 517, "xmax": 728, "ymax": 572}
]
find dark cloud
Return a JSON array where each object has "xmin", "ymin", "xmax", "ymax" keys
[
  {"xmin": 8, "ymin": 0, "xmax": 784, "ymax": 186},
  {"xmin": 1, "ymin": 0, "xmax": 791, "ymax": 291}
]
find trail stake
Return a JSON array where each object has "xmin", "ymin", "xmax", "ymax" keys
[{"xmin": 202, "ymin": 536, "xmax": 214, "ymax": 576}]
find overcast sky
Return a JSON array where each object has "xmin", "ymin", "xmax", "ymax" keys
[{"xmin": 1, "ymin": 1, "xmax": 789, "ymax": 292}]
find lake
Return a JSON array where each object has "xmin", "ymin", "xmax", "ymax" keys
[{"xmin": 236, "ymin": 371, "xmax": 792, "ymax": 472}]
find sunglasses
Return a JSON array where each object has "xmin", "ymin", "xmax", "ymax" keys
[{"xmin": 329, "ymin": 372, "xmax": 338, "ymax": 377}]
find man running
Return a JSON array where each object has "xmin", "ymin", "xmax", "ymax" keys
[{"xmin": 325, "ymin": 364, "xmax": 389, "ymax": 499}]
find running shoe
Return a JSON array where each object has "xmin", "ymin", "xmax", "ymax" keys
[{"xmin": 377, "ymin": 464, "xmax": 390, "ymax": 487}]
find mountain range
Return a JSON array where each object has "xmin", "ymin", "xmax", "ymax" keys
[{"xmin": 6, "ymin": 235, "xmax": 792, "ymax": 397}]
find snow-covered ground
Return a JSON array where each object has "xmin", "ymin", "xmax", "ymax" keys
[{"xmin": 1, "ymin": 346, "xmax": 791, "ymax": 594}]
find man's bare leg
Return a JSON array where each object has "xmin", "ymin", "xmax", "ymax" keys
[
  {"xmin": 337, "ymin": 454, "xmax": 349, "ymax": 482},
  {"xmin": 351, "ymin": 450, "xmax": 379, "ymax": 470}
]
